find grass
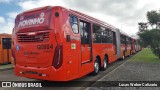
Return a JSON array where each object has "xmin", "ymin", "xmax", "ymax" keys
[{"xmin": 129, "ymin": 48, "xmax": 160, "ymax": 62}]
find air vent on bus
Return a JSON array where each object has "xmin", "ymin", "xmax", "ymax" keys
[{"xmin": 17, "ymin": 32, "xmax": 49, "ymax": 42}]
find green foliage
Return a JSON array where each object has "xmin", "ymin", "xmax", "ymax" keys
[
  {"xmin": 147, "ymin": 10, "xmax": 160, "ymax": 29},
  {"xmin": 138, "ymin": 22, "xmax": 148, "ymax": 32},
  {"xmin": 139, "ymin": 29, "xmax": 160, "ymax": 59},
  {"xmin": 138, "ymin": 9, "xmax": 160, "ymax": 59},
  {"xmin": 138, "ymin": 30, "xmax": 152, "ymax": 47},
  {"xmin": 149, "ymin": 29, "xmax": 160, "ymax": 58}
]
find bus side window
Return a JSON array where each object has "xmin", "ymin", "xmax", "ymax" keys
[
  {"xmin": 93, "ymin": 24, "xmax": 102, "ymax": 43},
  {"xmin": 125, "ymin": 36, "xmax": 127, "ymax": 46},
  {"xmin": 102, "ymin": 28, "xmax": 108, "ymax": 43},
  {"xmin": 120, "ymin": 35, "xmax": 124, "ymax": 44},
  {"xmin": 70, "ymin": 15, "xmax": 79, "ymax": 34},
  {"xmin": 108, "ymin": 30, "xmax": 113, "ymax": 43},
  {"xmin": 126, "ymin": 37, "xmax": 129, "ymax": 45},
  {"xmin": 2, "ymin": 38, "xmax": 11, "ymax": 49},
  {"xmin": 80, "ymin": 22, "xmax": 84, "ymax": 44},
  {"xmin": 121, "ymin": 35, "xmax": 126, "ymax": 44},
  {"xmin": 80, "ymin": 21, "xmax": 90, "ymax": 44}
]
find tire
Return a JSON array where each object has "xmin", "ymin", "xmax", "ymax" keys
[
  {"xmin": 92, "ymin": 59, "xmax": 100, "ymax": 75},
  {"xmin": 130, "ymin": 51, "xmax": 132, "ymax": 55},
  {"xmin": 101, "ymin": 56, "xmax": 108, "ymax": 71}
]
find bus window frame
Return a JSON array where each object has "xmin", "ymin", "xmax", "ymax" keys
[
  {"xmin": 92, "ymin": 23, "xmax": 114, "ymax": 44},
  {"xmin": 69, "ymin": 14, "xmax": 79, "ymax": 34}
]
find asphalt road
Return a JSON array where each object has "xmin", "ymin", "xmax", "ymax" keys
[
  {"xmin": 86, "ymin": 53, "xmax": 160, "ymax": 90},
  {"xmin": 0, "ymin": 55, "xmax": 132, "ymax": 90}
]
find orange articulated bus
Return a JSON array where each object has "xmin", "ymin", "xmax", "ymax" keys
[
  {"xmin": 0, "ymin": 34, "xmax": 12, "ymax": 64},
  {"xmin": 12, "ymin": 6, "xmax": 137, "ymax": 81}
]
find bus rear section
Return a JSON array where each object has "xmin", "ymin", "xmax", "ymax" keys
[
  {"xmin": 13, "ymin": 6, "xmax": 73, "ymax": 81},
  {"xmin": 0, "ymin": 34, "xmax": 12, "ymax": 64}
]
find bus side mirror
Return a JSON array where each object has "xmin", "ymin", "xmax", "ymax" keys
[{"xmin": 66, "ymin": 35, "xmax": 70, "ymax": 42}]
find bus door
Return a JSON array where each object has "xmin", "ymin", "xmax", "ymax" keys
[
  {"xmin": 80, "ymin": 20, "xmax": 92, "ymax": 64},
  {"xmin": 2, "ymin": 38, "xmax": 11, "ymax": 63}
]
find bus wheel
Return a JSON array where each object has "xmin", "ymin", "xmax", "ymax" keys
[
  {"xmin": 122, "ymin": 55, "xmax": 125, "ymax": 60},
  {"xmin": 122, "ymin": 53, "xmax": 125, "ymax": 60},
  {"xmin": 92, "ymin": 59, "xmax": 100, "ymax": 75},
  {"xmin": 101, "ymin": 56, "xmax": 107, "ymax": 71}
]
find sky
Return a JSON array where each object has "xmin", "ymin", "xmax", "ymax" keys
[{"xmin": 0, "ymin": 0, "xmax": 160, "ymax": 38}]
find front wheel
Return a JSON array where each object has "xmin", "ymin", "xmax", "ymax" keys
[{"xmin": 92, "ymin": 59, "xmax": 100, "ymax": 75}]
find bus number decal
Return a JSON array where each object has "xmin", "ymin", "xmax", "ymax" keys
[{"xmin": 37, "ymin": 44, "xmax": 53, "ymax": 50}]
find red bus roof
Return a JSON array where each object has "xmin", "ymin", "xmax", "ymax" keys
[
  {"xmin": 69, "ymin": 9, "xmax": 117, "ymax": 31},
  {"xmin": 16, "ymin": 6, "xmax": 132, "ymax": 37}
]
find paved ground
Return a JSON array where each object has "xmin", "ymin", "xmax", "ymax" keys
[
  {"xmin": 99, "ymin": 61, "xmax": 160, "ymax": 81},
  {"xmin": 86, "ymin": 52, "xmax": 160, "ymax": 90},
  {"xmin": 0, "ymin": 55, "xmax": 128, "ymax": 90},
  {"xmin": 1, "ymin": 50, "xmax": 160, "ymax": 90},
  {"xmin": 0, "ymin": 64, "xmax": 13, "ymax": 71}
]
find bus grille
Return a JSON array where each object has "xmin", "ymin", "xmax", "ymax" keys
[{"xmin": 17, "ymin": 32, "xmax": 49, "ymax": 42}]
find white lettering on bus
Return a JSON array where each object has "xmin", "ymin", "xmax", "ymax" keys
[{"xmin": 18, "ymin": 12, "xmax": 45, "ymax": 27}]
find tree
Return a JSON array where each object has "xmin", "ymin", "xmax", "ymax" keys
[
  {"xmin": 147, "ymin": 10, "xmax": 160, "ymax": 29},
  {"xmin": 138, "ymin": 10, "xmax": 160, "ymax": 59},
  {"xmin": 139, "ymin": 29, "xmax": 160, "ymax": 59},
  {"xmin": 149, "ymin": 29, "xmax": 160, "ymax": 59},
  {"xmin": 138, "ymin": 30, "xmax": 151, "ymax": 47},
  {"xmin": 138, "ymin": 22, "xmax": 148, "ymax": 32}
]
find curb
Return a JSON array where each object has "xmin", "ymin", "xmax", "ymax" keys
[{"xmin": 0, "ymin": 67, "xmax": 13, "ymax": 71}]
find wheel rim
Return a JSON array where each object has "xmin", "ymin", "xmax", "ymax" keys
[
  {"xmin": 94, "ymin": 61, "xmax": 99, "ymax": 73},
  {"xmin": 104, "ymin": 59, "xmax": 107, "ymax": 69},
  {"xmin": 123, "ymin": 56, "xmax": 125, "ymax": 59}
]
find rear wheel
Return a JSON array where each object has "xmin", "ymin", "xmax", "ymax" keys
[
  {"xmin": 122, "ymin": 55, "xmax": 125, "ymax": 60},
  {"xmin": 122, "ymin": 52, "xmax": 125, "ymax": 60},
  {"xmin": 101, "ymin": 56, "xmax": 108, "ymax": 71},
  {"xmin": 92, "ymin": 59, "xmax": 100, "ymax": 75}
]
